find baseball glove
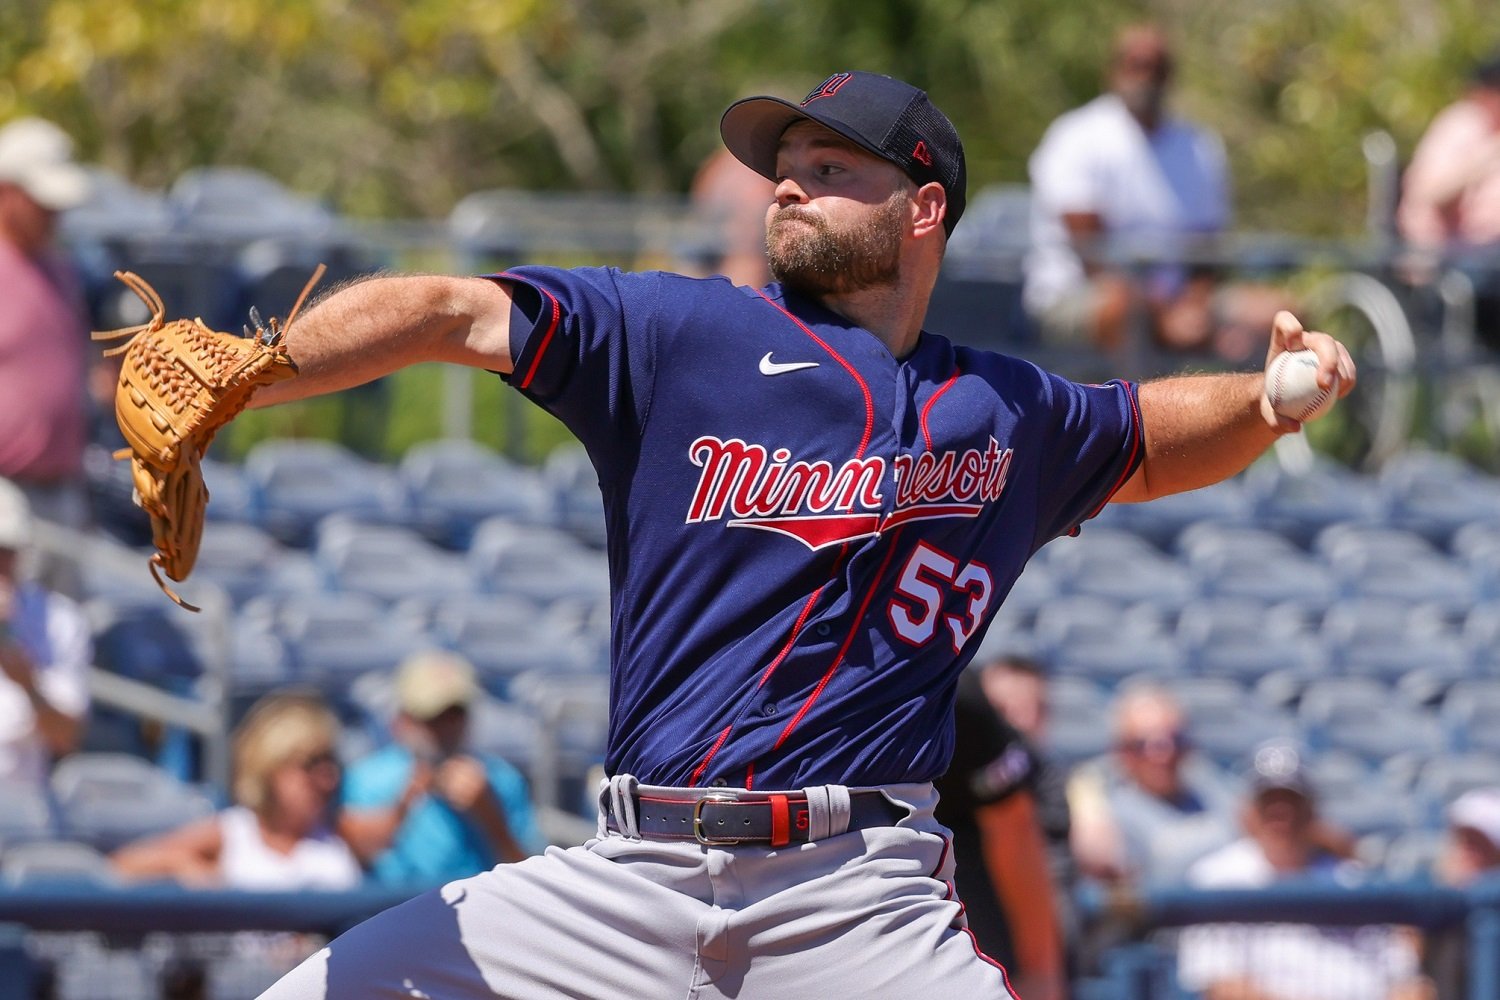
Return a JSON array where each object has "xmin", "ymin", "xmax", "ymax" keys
[{"xmin": 92, "ymin": 266, "xmax": 323, "ymax": 610}]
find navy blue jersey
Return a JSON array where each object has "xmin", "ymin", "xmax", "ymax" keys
[{"xmin": 495, "ymin": 267, "xmax": 1141, "ymax": 790}]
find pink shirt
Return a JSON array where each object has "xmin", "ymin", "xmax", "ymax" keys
[
  {"xmin": 1398, "ymin": 98, "xmax": 1500, "ymax": 248},
  {"xmin": 0, "ymin": 239, "xmax": 87, "ymax": 483}
]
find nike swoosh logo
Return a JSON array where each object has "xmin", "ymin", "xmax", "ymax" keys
[{"xmin": 759, "ymin": 352, "xmax": 820, "ymax": 376}]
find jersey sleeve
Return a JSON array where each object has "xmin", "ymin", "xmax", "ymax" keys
[
  {"xmin": 489, "ymin": 265, "xmax": 661, "ymax": 477},
  {"xmin": 1029, "ymin": 374, "xmax": 1143, "ymax": 549}
]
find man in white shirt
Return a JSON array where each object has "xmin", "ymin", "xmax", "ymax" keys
[
  {"xmin": 0, "ymin": 476, "xmax": 90, "ymax": 790},
  {"xmin": 1176, "ymin": 743, "xmax": 1431, "ymax": 1000},
  {"xmin": 1025, "ymin": 25, "xmax": 1279, "ymax": 362}
]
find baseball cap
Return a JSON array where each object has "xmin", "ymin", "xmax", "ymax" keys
[
  {"xmin": 395, "ymin": 650, "xmax": 480, "ymax": 721},
  {"xmin": 720, "ymin": 71, "xmax": 967, "ymax": 236},
  {"xmin": 0, "ymin": 478, "xmax": 32, "ymax": 551},
  {"xmin": 0, "ymin": 117, "xmax": 91, "ymax": 212},
  {"xmin": 1247, "ymin": 741, "xmax": 1315, "ymax": 799},
  {"xmin": 1448, "ymin": 788, "xmax": 1500, "ymax": 847}
]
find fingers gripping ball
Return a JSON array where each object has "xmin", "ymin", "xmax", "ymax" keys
[
  {"xmin": 91, "ymin": 266, "xmax": 322, "ymax": 609},
  {"xmin": 1266, "ymin": 349, "xmax": 1339, "ymax": 423}
]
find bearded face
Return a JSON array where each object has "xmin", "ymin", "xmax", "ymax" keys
[{"xmin": 766, "ymin": 185, "xmax": 908, "ymax": 296}]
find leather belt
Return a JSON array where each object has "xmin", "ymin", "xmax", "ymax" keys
[{"xmin": 608, "ymin": 791, "xmax": 907, "ymax": 847}]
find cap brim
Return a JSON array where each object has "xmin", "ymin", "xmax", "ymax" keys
[{"xmin": 719, "ymin": 96, "xmax": 889, "ymax": 183}]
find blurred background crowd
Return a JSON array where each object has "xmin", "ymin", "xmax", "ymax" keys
[{"xmin": 5, "ymin": 2, "xmax": 1500, "ymax": 998}]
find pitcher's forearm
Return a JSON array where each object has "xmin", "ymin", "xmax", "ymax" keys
[{"xmin": 251, "ymin": 274, "xmax": 515, "ymax": 407}]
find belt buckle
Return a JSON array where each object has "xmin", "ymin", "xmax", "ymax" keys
[{"xmin": 692, "ymin": 794, "xmax": 741, "ymax": 846}]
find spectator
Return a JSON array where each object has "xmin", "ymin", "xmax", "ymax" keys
[
  {"xmin": 340, "ymin": 651, "xmax": 543, "ymax": 885},
  {"xmin": 1067, "ymin": 682, "xmax": 1238, "ymax": 886},
  {"xmin": 1177, "ymin": 743, "xmax": 1432, "ymax": 1000},
  {"xmin": 1425, "ymin": 788, "xmax": 1500, "ymax": 998},
  {"xmin": 1024, "ymin": 24, "xmax": 1284, "ymax": 362},
  {"xmin": 110, "ymin": 690, "xmax": 361, "ymax": 890},
  {"xmin": 0, "ymin": 476, "xmax": 89, "ymax": 790},
  {"xmin": 688, "ymin": 147, "xmax": 777, "ymax": 287},
  {"xmin": 0, "ymin": 117, "xmax": 93, "ymax": 528},
  {"xmin": 935, "ymin": 665, "xmax": 1067, "ymax": 1000},
  {"xmin": 1397, "ymin": 53, "xmax": 1500, "ymax": 349}
]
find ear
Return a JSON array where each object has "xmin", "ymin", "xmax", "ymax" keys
[{"xmin": 911, "ymin": 181, "xmax": 947, "ymax": 239}]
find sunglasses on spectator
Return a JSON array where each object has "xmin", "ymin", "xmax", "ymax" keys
[
  {"xmin": 296, "ymin": 750, "xmax": 341, "ymax": 773},
  {"xmin": 1118, "ymin": 732, "xmax": 1191, "ymax": 755}
]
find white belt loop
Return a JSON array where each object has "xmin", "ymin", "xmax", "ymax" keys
[
  {"xmin": 825, "ymin": 784, "xmax": 852, "ymax": 837},
  {"xmin": 804, "ymin": 786, "xmax": 831, "ymax": 842},
  {"xmin": 607, "ymin": 773, "xmax": 641, "ymax": 839},
  {"xmin": 803, "ymin": 785, "xmax": 852, "ymax": 840}
]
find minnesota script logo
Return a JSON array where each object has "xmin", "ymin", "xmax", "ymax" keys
[{"xmin": 685, "ymin": 436, "xmax": 1014, "ymax": 549}]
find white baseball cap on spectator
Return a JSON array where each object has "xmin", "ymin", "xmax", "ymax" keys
[
  {"xmin": 0, "ymin": 117, "xmax": 91, "ymax": 212},
  {"xmin": 1448, "ymin": 788, "xmax": 1500, "ymax": 848},
  {"xmin": 0, "ymin": 478, "xmax": 32, "ymax": 552},
  {"xmin": 396, "ymin": 650, "xmax": 480, "ymax": 721}
]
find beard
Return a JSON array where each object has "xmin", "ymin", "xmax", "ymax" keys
[{"xmin": 766, "ymin": 189, "xmax": 906, "ymax": 296}]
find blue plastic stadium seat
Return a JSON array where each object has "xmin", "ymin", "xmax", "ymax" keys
[
  {"xmin": 0, "ymin": 840, "xmax": 116, "ymax": 886},
  {"xmin": 1060, "ymin": 549, "xmax": 1199, "ymax": 614},
  {"xmin": 1031, "ymin": 595, "xmax": 1162, "ymax": 654},
  {"xmin": 406, "ymin": 594, "xmax": 597, "ymax": 697},
  {"xmin": 0, "ymin": 778, "xmax": 57, "ymax": 845},
  {"xmin": 1175, "ymin": 522, "xmax": 1303, "ymax": 565},
  {"xmin": 1297, "ymin": 679, "xmax": 1444, "ymax": 762},
  {"xmin": 1335, "ymin": 633, "xmax": 1472, "ymax": 686},
  {"xmin": 1245, "ymin": 461, "xmax": 1387, "ymax": 548},
  {"xmin": 1440, "ymin": 679, "xmax": 1500, "ymax": 754},
  {"xmin": 244, "ymin": 592, "xmax": 427, "ymax": 688},
  {"xmin": 1173, "ymin": 678, "xmax": 1298, "ymax": 769},
  {"xmin": 244, "ymin": 439, "xmax": 407, "ymax": 548},
  {"xmin": 1110, "ymin": 479, "xmax": 1255, "ymax": 550},
  {"xmin": 314, "ymin": 515, "xmax": 475, "ymax": 604},
  {"xmin": 399, "ymin": 439, "xmax": 553, "ymax": 549},
  {"xmin": 51, "ymin": 753, "xmax": 215, "ymax": 852},
  {"xmin": 199, "ymin": 456, "xmax": 255, "ymax": 523},
  {"xmin": 1380, "ymin": 451, "xmax": 1500, "ymax": 545},
  {"xmin": 468, "ymin": 518, "xmax": 610, "ymax": 606},
  {"xmin": 1053, "ymin": 636, "xmax": 1185, "ymax": 690},
  {"xmin": 191, "ymin": 521, "xmax": 289, "ymax": 606},
  {"xmin": 1318, "ymin": 783, "xmax": 1423, "ymax": 838},
  {"xmin": 543, "ymin": 446, "xmax": 608, "ymax": 548},
  {"xmin": 1190, "ymin": 549, "xmax": 1338, "ymax": 610},
  {"xmin": 92, "ymin": 606, "xmax": 204, "ymax": 687},
  {"xmin": 1312, "ymin": 523, "xmax": 1438, "ymax": 562},
  {"xmin": 1411, "ymin": 754, "xmax": 1500, "ymax": 826},
  {"xmin": 1332, "ymin": 550, "xmax": 1478, "ymax": 617}
]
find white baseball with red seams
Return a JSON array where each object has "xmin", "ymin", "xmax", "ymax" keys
[{"xmin": 1266, "ymin": 349, "xmax": 1339, "ymax": 422}]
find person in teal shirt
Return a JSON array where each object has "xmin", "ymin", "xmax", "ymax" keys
[{"xmin": 341, "ymin": 651, "xmax": 543, "ymax": 884}]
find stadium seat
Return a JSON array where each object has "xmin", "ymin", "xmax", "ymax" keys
[
  {"xmin": 1059, "ymin": 550, "xmax": 1199, "ymax": 613},
  {"xmin": 200, "ymin": 456, "xmax": 255, "ymax": 523},
  {"xmin": 170, "ymin": 166, "xmax": 336, "ymax": 242},
  {"xmin": 1303, "ymin": 749, "xmax": 1376, "ymax": 802},
  {"xmin": 543, "ymin": 446, "xmax": 608, "ymax": 547},
  {"xmin": 1298, "ymin": 679, "xmax": 1444, "ymax": 762},
  {"xmin": 1053, "ymin": 636, "xmax": 1185, "ymax": 690},
  {"xmin": 1110, "ymin": 478, "xmax": 1254, "ymax": 549},
  {"xmin": 314, "ymin": 516, "xmax": 475, "ymax": 604},
  {"xmin": 468, "ymin": 518, "xmax": 610, "ymax": 606},
  {"xmin": 1380, "ymin": 451, "xmax": 1500, "ymax": 545},
  {"xmin": 1171, "ymin": 679, "xmax": 1298, "ymax": 769},
  {"xmin": 1334, "ymin": 633, "xmax": 1471, "ymax": 686},
  {"xmin": 51, "ymin": 753, "xmax": 215, "ymax": 852},
  {"xmin": 1332, "ymin": 550, "xmax": 1478, "ymax": 617},
  {"xmin": 1439, "ymin": 679, "xmax": 1500, "ymax": 754},
  {"xmin": 243, "ymin": 439, "xmax": 406, "ymax": 547},
  {"xmin": 1245, "ymin": 461, "xmax": 1386, "ymax": 547},
  {"xmin": 244, "ymin": 592, "xmax": 427, "ymax": 687},
  {"xmin": 0, "ymin": 840, "xmax": 116, "ymax": 886},
  {"xmin": 1411, "ymin": 754, "xmax": 1500, "ymax": 826},
  {"xmin": 466, "ymin": 694, "xmax": 547, "ymax": 772},
  {"xmin": 1380, "ymin": 829, "xmax": 1445, "ymax": 880},
  {"xmin": 1031, "ymin": 595, "xmax": 1162, "ymax": 653},
  {"xmin": 1190, "ymin": 549, "xmax": 1339, "ymax": 610},
  {"xmin": 413, "ymin": 594, "xmax": 599, "ymax": 695},
  {"xmin": 92, "ymin": 606, "xmax": 204, "ymax": 687},
  {"xmin": 1175, "ymin": 522, "xmax": 1303, "ymax": 565},
  {"xmin": 1319, "ymin": 783, "xmax": 1423, "ymax": 838},
  {"xmin": 0, "ymin": 778, "xmax": 57, "ymax": 845},
  {"xmin": 1312, "ymin": 523, "xmax": 1438, "ymax": 562},
  {"xmin": 1039, "ymin": 715, "xmax": 1114, "ymax": 770},
  {"xmin": 188, "ymin": 521, "xmax": 289, "ymax": 606},
  {"xmin": 399, "ymin": 439, "xmax": 553, "ymax": 548}
]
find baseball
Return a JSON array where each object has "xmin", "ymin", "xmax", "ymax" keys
[{"xmin": 1266, "ymin": 349, "xmax": 1339, "ymax": 422}]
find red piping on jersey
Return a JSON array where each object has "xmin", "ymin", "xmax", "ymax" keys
[
  {"xmin": 773, "ymin": 528, "xmax": 906, "ymax": 750},
  {"xmin": 919, "ymin": 367, "xmax": 961, "ymax": 451},
  {"xmin": 698, "ymin": 292, "xmax": 877, "ymax": 787},
  {"xmin": 931, "ymin": 834, "xmax": 1020, "ymax": 997},
  {"xmin": 498, "ymin": 272, "xmax": 561, "ymax": 391},
  {"xmin": 688, "ymin": 724, "xmax": 734, "ymax": 788},
  {"xmin": 1085, "ymin": 381, "xmax": 1144, "ymax": 520},
  {"xmin": 753, "ymin": 288, "xmax": 876, "ymax": 458}
]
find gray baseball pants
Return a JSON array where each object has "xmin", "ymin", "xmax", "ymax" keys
[{"xmin": 257, "ymin": 778, "xmax": 1019, "ymax": 999}]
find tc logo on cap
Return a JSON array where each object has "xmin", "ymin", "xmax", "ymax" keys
[{"xmin": 801, "ymin": 72, "xmax": 853, "ymax": 106}]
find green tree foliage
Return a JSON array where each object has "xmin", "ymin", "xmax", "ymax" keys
[{"xmin": 3, "ymin": 0, "xmax": 1497, "ymax": 232}]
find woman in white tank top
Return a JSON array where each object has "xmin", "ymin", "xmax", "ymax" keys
[{"xmin": 111, "ymin": 691, "xmax": 361, "ymax": 890}]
